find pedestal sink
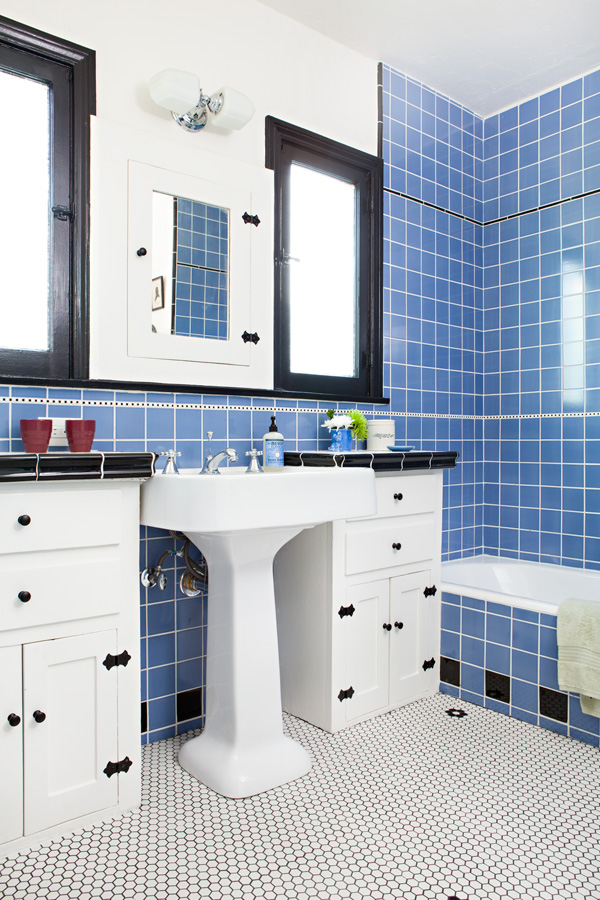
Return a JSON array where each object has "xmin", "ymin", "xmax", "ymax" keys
[{"xmin": 140, "ymin": 465, "xmax": 376, "ymax": 798}]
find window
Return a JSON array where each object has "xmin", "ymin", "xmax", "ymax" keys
[
  {"xmin": 266, "ymin": 116, "xmax": 383, "ymax": 401},
  {"xmin": 0, "ymin": 16, "xmax": 95, "ymax": 381}
]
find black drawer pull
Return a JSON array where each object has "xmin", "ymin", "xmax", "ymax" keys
[
  {"xmin": 393, "ymin": 492, "xmax": 403, "ymax": 501},
  {"xmin": 32, "ymin": 710, "xmax": 46, "ymax": 724},
  {"xmin": 17, "ymin": 515, "xmax": 31, "ymax": 526},
  {"xmin": 392, "ymin": 542, "xmax": 402, "ymax": 550},
  {"xmin": 7, "ymin": 713, "xmax": 21, "ymax": 727},
  {"xmin": 18, "ymin": 591, "xmax": 31, "ymax": 603},
  {"xmin": 383, "ymin": 623, "xmax": 392, "ymax": 631},
  {"xmin": 394, "ymin": 621, "xmax": 404, "ymax": 629}
]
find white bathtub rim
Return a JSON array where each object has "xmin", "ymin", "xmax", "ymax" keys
[{"xmin": 441, "ymin": 554, "xmax": 600, "ymax": 617}]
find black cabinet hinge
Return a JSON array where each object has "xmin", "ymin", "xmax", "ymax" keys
[
  {"xmin": 242, "ymin": 212, "xmax": 261, "ymax": 227},
  {"xmin": 338, "ymin": 604, "xmax": 355, "ymax": 618},
  {"xmin": 422, "ymin": 657, "xmax": 436, "ymax": 671},
  {"xmin": 338, "ymin": 686, "xmax": 355, "ymax": 702},
  {"xmin": 103, "ymin": 756, "xmax": 133, "ymax": 778},
  {"xmin": 241, "ymin": 330, "xmax": 260, "ymax": 344},
  {"xmin": 52, "ymin": 205, "xmax": 73, "ymax": 221},
  {"xmin": 423, "ymin": 585, "xmax": 437, "ymax": 597},
  {"xmin": 102, "ymin": 650, "xmax": 131, "ymax": 670}
]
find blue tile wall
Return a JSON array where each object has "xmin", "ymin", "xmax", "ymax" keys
[
  {"xmin": 381, "ymin": 64, "xmax": 600, "ymax": 570},
  {"xmin": 440, "ymin": 591, "xmax": 600, "ymax": 747},
  {"xmin": 381, "ymin": 67, "xmax": 486, "ymax": 560}
]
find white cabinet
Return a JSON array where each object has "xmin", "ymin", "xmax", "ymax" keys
[
  {"xmin": 274, "ymin": 470, "xmax": 442, "ymax": 733},
  {"xmin": 0, "ymin": 480, "xmax": 141, "ymax": 856}
]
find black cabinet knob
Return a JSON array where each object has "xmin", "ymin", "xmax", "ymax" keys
[
  {"xmin": 136, "ymin": 247, "xmax": 147, "ymax": 257},
  {"xmin": 393, "ymin": 493, "xmax": 403, "ymax": 501},
  {"xmin": 392, "ymin": 542, "xmax": 402, "ymax": 550},
  {"xmin": 18, "ymin": 590, "xmax": 31, "ymax": 603},
  {"xmin": 383, "ymin": 623, "xmax": 392, "ymax": 631},
  {"xmin": 394, "ymin": 621, "xmax": 404, "ymax": 629},
  {"xmin": 17, "ymin": 515, "xmax": 31, "ymax": 526},
  {"xmin": 7, "ymin": 713, "xmax": 21, "ymax": 727},
  {"xmin": 32, "ymin": 710, "xmax": 46, "ymax": 724}
]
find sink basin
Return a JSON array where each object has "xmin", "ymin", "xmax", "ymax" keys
[
  {"xmin": 141, "ymin": 465, "xmax": 377, "ymax": 533},
  {"xmin": 140, "ymin": 465, "xmax": 376, "ymax": 798}
]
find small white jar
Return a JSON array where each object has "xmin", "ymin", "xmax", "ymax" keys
[{"xmin": 366, "ymin": 418, "xmax": 395, "ymax": 451}]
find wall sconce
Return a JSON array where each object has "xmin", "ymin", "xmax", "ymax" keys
[{"xmin": 149, "ymin": 68, "xmax": 254, "ymax": 132}]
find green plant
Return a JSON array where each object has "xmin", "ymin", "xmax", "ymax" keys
[
  {"xmin": 324, "ymin": 409, "xmax": 368, "ymax": 442},
  {"xmin": 348, "ymin": 410, "xmax": 368, "ymax": 442}
]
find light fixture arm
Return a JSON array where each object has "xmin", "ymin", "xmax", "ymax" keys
[{"xmin": 173, "ymin": 89, "xmax": 225, "ymax": 132}]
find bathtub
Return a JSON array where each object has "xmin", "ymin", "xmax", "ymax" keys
[{"xmin": 441, "ymin": 554, "xmax": 600, "ymax": 616}]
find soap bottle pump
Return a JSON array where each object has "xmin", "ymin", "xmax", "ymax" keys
[{"xmin": 263, "ymin": 415, "xmax": 284, "ymax": 472}]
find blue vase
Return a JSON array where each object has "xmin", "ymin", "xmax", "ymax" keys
[{"xmin": 329, "ymin": 428, "xmax": 352, "ymax": 451}]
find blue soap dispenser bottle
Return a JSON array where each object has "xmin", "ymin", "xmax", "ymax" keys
[{"xmin": 263, "ymin": 415, "xmax": 284, "ymax": 472}]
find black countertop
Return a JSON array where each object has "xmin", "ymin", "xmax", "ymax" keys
[
  {"xmin": 284, "ymin": 450, "xmax": 459, "ymax": 471},
  {"xmin": 0, "ymin": 452, "xmax": 156, "ymax": 482}
]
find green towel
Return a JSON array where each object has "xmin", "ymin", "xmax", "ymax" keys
[{"xmin": 557, "ymin": 597, "xmax": 600, "ymax": 718}]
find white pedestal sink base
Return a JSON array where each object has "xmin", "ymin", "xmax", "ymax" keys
[
  {"xmin": 182, "ymin": 526, "xmax": 312, "ymax": 798},
  {"xmin": 179, "ymin": 730, "xmax": 311, "ymax": 799}
]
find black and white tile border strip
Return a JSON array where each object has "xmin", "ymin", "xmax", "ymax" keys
[{"xmin": 2, "ymin": 396, "xmax": 600, "ymax": 420}]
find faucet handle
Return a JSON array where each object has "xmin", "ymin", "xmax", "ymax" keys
[
  {"xmin": 206, "ymin": 431, "xmax": 213, "ymax": 457},
  {"xmin": 160, "ymin": 449, "xmax": 181, "ymax": 475},
  {"xmin": 245, "ymin": 448, "xmax": 263, "ymax": 474}
]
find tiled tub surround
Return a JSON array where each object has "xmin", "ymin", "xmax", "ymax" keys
[
  {"xmin": 439, "ymin": 587, "xmax": 600, "ymax": 748},
  {"xmin": 381, "ymin": 64, "xmax": 600, "ymax": 567}
]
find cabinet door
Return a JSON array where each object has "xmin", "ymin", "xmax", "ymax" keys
[
  {"xmin": 0, "ymin": 645, "xmax": 24, "ymax": 844},
  {"xmin": 389, "ymin": 570, "xmax": 436, "ymax": 705},
  {"xmin": 343, "ymin": 580, "xmax": 389, "ymax": 721},
  {"xmin": 23, "ymin": 631, "xmax": 119, "ymax": 835}
]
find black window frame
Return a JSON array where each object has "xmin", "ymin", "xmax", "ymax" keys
[
  {"xmin": 266, "ymin": 116, "xmax": 384, "ymax": 402},
  {"xmin": 0, "ymin": 16, "xmax": 95, "ymax": 382}
]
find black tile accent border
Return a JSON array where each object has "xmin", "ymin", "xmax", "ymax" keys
[
  {"xmin": 485, "ymin": 670, "xmax": 510, "ymax": 705},
  {"xmin": 440, "ymin": 656, "xmax": 461, "ymax": 687},
  {"xmin": 284, "ymin": 450, "xmax": 459, "ymax": 471},
  {"xmin": 0, "ymin": 451, "xmax": 156, "ymax": 481},
  {"xmin": 177, "ymin": 687, "xmax": 203, "ymax": 723},
  {"xmin": 141, "ymin": 701, "xmax": 147, "ymax": 734},
  {"xmin": 539, "ymin": 686, "xmax": 569, "ymax": 723}
]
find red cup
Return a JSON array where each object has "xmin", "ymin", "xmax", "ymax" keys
[
  {"xmin": 20, "ymin": 419, "xmax": 52, "ymax": 453},
  {"xmin": 66, "ymin": 419, "xmax": 96, "ymax": 452}
]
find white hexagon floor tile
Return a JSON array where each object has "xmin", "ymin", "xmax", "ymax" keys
[{"xmin": 2, "ymin": 694, "xmax": 599, "ymax": 899}]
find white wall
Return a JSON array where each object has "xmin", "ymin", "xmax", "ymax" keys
[{"xmin": 4, "ymin": 0, "xmax": 378, "ymax": 161}]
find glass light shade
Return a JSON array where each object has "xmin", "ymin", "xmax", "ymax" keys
[
  {"xmin": 149, "ymin": 69, "xmax": 201, "ymax": 115},
  {"xmin": 212, "ymin": 86, "xmax": 255, "ymax": 130}
]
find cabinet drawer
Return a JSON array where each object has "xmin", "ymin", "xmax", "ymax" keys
[
  {"xmin": 345, "ymin": 518, "xmax": 435, "ymax": 575},
  {"xmin": 0, "ymin": 489, "xmax": 122, "ymax": 554},
  {"xmin": 0, "ymin": 549, "xmax": 121, "ymax": 631},
  {"xmin": 349, "ymin": 473, "xmax": 439, "ymax": 522}
]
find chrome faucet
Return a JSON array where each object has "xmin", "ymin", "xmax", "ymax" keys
[{"xmin": 201, "ymin": 446, "xmax": 238, "ymax": 474}]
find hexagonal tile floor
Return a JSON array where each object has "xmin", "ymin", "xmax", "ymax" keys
[{"xmin": 2, "ymin": 694, "xmax": 599, "ymax": 899}]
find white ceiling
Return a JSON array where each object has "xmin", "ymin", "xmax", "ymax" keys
[{"xmin": 256, "ymin": 0, "xmax": 600, "ymax": 118}]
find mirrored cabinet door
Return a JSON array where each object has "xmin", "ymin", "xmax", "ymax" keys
[{"xmin": 127, "ymin": 160, "xmax": 252, "ymax": 367}]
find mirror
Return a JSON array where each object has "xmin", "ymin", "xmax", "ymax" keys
[{"xmin": 151, "ymin": 192, "xmax": 229, "ymax": 341}]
